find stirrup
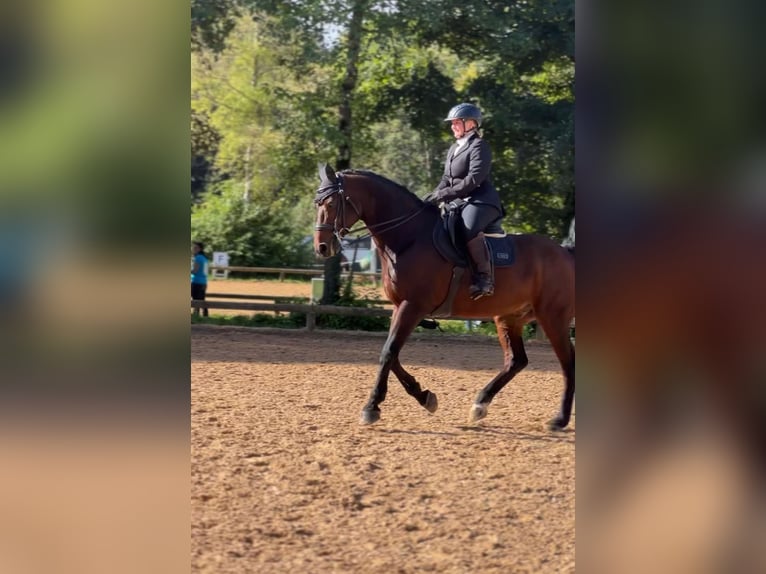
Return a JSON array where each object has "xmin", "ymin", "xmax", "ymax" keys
[{"xmin": 469, "ymin": 282, "xmax": 494, "ymax": 300}]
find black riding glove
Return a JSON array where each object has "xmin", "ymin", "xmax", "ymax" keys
[
  {"xmin": 423, "ymin": 191, "xmax": 441, "ymax": 205},
  {"xmin": 424, "ymin": 188, "xmax": 454, "ymax": 204}
]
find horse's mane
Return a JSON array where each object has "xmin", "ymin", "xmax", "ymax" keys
[{"xmin": 340, "ymin": 169, "xmax": 424, "ymax": 204}]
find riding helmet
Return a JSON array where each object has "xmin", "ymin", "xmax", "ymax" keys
[{"xmin": 443, "ymin": 103, "xmax": 483, "ymax": 126}]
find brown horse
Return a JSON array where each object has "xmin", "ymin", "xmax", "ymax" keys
[{"xmin": 313, "ymin": 164, "xmax": 575, "ymax": 430}]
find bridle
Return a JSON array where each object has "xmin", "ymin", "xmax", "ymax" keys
[
  {"xmin": 314, "ymin": 173, "xmax": 427, "ymax": 243},
  {"xmin": 314, "ymin": 174, "xmax": 359, "ymax": 244}
]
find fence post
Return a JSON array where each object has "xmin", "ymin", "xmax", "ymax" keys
[
  {"xmin": 306, "ymin": 309, "xmax": 316, "ymax": 331},
  {"xmin": 310, "ymin": 278, "xmax": 324, "ymax": 303}
]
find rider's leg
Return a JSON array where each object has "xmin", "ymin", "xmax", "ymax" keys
[{"xmin": 462, "ymin": 204, "xmax": 500, "ymax": 300}]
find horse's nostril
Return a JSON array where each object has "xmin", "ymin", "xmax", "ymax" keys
[{"xmin": 318, "ymin": 243, "xmax": 328, "ymax": 256}]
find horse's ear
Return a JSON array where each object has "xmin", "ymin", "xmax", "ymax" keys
[{"xmin": 318, "ymin": 162, "xmax": 337, "ymax": 184}]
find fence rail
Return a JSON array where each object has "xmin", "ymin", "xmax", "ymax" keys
[
  {"xmin": 209, "ymin": 265, "xmax": 381, "ymax": 285},
  {"xmin": 206, "ymin": 292, "xmax": 393, "ymax": 307},
  {"xmin": 193, "ymin": 291, "xmax": 573, "ymax": 337},
  {"xmin": 191, "ymin": 299, "xmax": 391, "ymax": 331}
]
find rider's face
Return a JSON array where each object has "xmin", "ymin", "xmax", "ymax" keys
[
  {"xmin": 450, "ymin": 119, "xmax": 476, "ymax": 139},
  {"xmin": 450, "ymin": 119, "xmax": 465, "ymax": 138}
]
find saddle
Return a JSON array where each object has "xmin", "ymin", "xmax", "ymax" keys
[{"xmin": 431, "ymin": 200, "xmax": 515, "ymax": 268}]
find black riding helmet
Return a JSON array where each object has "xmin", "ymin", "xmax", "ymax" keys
[{"xmin": 443, "ymin": 102, "xmax": 482, "ymax": 127}]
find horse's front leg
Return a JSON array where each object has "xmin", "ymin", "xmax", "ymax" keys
[
  {"xmin": 391, "ymin": 358, "xmax": 438, "ymax": 414},
  {"xmin": 361, "ymin": 301, "xmax": 426, "ymax": 425}
]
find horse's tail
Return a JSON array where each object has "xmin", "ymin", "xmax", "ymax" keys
[{"xmin": 562, "ymin": 218, "xmax": 575, "ymax": 261}]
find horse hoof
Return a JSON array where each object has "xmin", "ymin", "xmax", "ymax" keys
[
  {"xmin": 548, "ymin": 417, "xmax": 568, "ymax": 431},
  {"xmin": 424, "ymin": 391, "xmax": 438, "ymax": 414},
  {"xmin": 469, "ymin": 403, "xmax": 488, "ymax": 423},
  {"xmin": 360, "ymin": 409, "xmax": 381, "ymax": 425}
]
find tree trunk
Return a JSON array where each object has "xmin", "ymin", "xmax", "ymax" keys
[
  {"xmin": 321, "ymin": 0, "xmax": 367, "ymax": 305},
  {"xmin": 320, "ymin": 255, "xmax": 342, "ymax": 305},
  {"xmin": 243, "ymin": 142, "xmax": 252, "ymax": 202},
  {"xmin": 337, "ymin": 0, "xmax": 365, "ymax": 171}
]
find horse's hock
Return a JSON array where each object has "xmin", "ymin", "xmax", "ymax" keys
[{"xmin": 192, "ymin": 326, "xmax": 575, "ymax": 573}]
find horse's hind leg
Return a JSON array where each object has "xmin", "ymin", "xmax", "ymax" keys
[
  {"xmin": 469, "ymin": 316, "xmax": 528, "ymax": 423},
  {"xmin": 392, "ymin": 359, "xmax": 438, "ymax": 414},
  {"xmin": 536, "ymin": 312, "xmax": 575, "ymax": 430}
]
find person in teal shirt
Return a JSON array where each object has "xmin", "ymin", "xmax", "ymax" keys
[{"xmin": 191, "ymin": 241, "xmax": 208, "ymax": 317}]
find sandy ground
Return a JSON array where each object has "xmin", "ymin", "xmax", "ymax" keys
[{"xmin": 192, "ymin": 284, "xmax": 575, "ymax": 573}]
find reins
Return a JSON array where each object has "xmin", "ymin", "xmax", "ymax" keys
[{"xmin": 314, "ymin": 173, "xmax": 427, "ymax": 242}]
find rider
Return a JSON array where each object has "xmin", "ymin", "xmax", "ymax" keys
[{"xmin": 424, "ymin": 103, "xmax": 504, "ymax": 300}]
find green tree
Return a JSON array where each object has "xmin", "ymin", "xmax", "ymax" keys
[
  {"xmin": 191, "ymin": 110, "xmax": 221, "ymax": 203},
  {"xmin": 192, "ymin": 0, "xmax": 240, "ymax": 52},
  {"xmin": 392, "ymin": 0, "xmax": 575, "ymax": 238},
  {"xmin": 191, "ymin": 13, "xmax": 329, "ymax": 258},
  {"xmin": 191, "ymin": 181, "xmax": 314, "ymax": 267},
  {"xmin": 190, "ymin": 0, "xmax": 576, "ymax": 281}
]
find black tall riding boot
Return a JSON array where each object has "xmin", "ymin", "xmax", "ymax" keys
[{"xmin": 466, "ymin": 233, "xmax": 494, "ymax": 300}]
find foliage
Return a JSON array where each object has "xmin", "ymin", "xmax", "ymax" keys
[
  {"xmin": 314, "ymin": 311, "xmax": 389, "ymax": 332},
  {"xmin": 423, "ymin": 320, "xmax": 536, "ymax": 340},
  {"xmin": 191, "ymin": 0, "xmax": 576, "ymax": 268},
  {"xmin": 192, "ymin": 14, "xmax": 330, "ymax": 263},
  {"xmin": 191, "ymin": 110, "xmax": 221, "ymax": 202},
  {"xmin": 192, "ymin": 312, "xmax": 542, "ymax": 338},
  {"xmin": 315, "ymin": 279, "xmax": 390, "ymax": 331},
  {"xmin": 190, "ymin": 181, "xmax": 315, "ymax": 267},
  {"xmin": 192, "ymin": 0, "xmax": 240, "ymax": 52}
]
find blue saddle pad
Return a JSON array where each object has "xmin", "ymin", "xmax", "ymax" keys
[{"xmin": 486, "ymin": 234, "xmax": 516, "ymax": 267}]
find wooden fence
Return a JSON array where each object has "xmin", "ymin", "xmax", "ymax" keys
[
  {"xmin": 204, "ymin": 292, "xmax": 392, "ymax": 307},
  {"xmin": 208, "ymin": 265, "xmax": 382, "ymax": 285},
  {"xmin": 191, "ymin": 298, "xmax": 392, "ymax": 331},
  {"xmin": 192, "ymin": 290, "xmax": 573, "ymax": 338}
]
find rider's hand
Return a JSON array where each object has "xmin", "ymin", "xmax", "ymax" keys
[{"xmin": 423, "ymin": 191, "xmax": 440, "ymax": 205}]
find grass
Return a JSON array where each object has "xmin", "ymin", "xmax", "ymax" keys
[
  {"xmin": 420, "ymin": 320, "xmax": 536, "ymax": 340},
  {"xmin": 192, "ymin": 313, "xmax": 542, "ymax": 340}
]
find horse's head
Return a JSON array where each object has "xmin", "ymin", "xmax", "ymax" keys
[
  {"xmin": 314, "ymin": 164, "xmax": 428, "ymax": 259},
  {"xmin": 313, "ymin": 163, "xmax": 360, "ymax": 258}
]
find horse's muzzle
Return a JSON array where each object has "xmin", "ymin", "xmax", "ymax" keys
[
  {"xmin": 316, "ymin": 242, "xmax": 331, "ymax": 257},
  {"xmin": 315, "ymin": 236, "xmax": 340, "ymax": 258}
]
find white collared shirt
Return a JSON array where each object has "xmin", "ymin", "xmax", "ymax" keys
[{"xmin": 454, "ymin": 130, "xmax": 476, "ymax": 152}]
